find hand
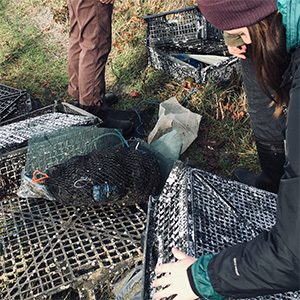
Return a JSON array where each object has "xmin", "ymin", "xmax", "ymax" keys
[
  {"xmin": 152, "ymin": 248, "xmax": 198, "ymax": 300},
  {"xmin": 227, "ymin": 45, "xmax": 247, "ymax": 59},
  {"xmin": 99, "ymin": 0, "xmax": 115, "ymax": 4}
]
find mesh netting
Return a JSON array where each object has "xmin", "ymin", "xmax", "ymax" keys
[
  {"xmin": 143, "ymin": 162, "xmax": 300, "ymax": 300},
  {"xmin": 0, "ymin": 112, "xmax": 98, "ymax": 154},
  {"xmin": 20, "ymin": 126, "xmax": 161, "ymax": 206},
  {"xmin": 44, "ymin": 144, "xmax": 161, "ymax": 206},
  {"xmin": 0, "ymin": 138, "xmax": 146, "ymax": 300}
]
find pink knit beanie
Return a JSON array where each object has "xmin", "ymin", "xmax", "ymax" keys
[{"xmin": 197, "ymin": 0, "xmax": 277, "ymax": 30}]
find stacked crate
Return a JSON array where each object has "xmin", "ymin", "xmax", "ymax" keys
[{"xmin": 143, "ymin": 6, "xmax": 240, "ymax": 84}]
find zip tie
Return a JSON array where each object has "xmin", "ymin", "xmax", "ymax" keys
[{"xmin": 32, "ymin": 170, "xmax": 49, "ymax": 184}]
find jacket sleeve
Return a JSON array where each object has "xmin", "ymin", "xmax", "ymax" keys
[
  {"xmin": 187, "ymin": 254, "xmax": 224, "ymax": 300},
  {"xmin": 204, "ymin": 55, "xmax": 300, "ymax": 297}
]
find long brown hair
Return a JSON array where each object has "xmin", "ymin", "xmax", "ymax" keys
[{"xmin": 248, "ymin": 11, "xmax": 291, "ymax": 115}]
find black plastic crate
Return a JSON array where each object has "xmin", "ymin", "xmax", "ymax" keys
[
  {"xmin": 0, "ymin": 147, "xmax": 147, "ymax": 300},
  {"xmin": 0, "ymin": 84, "xmax": 32, "ymax": 123},
  {"xmin": 148, "ymin": 47, "xmax": 240, "ymax": 84},
  {"xmin": 143, "ymin": 6, "xmax": 223, "ymax": 49},
  {"xmin": 143, "ymin": 162, "xmax": 300, "ymax": 300}
]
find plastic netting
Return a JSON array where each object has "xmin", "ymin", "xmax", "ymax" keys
[
  {"xmin": 19, "ymin": 126, "xmax": 161, "ymax": 206},
  {"xmin": 44, "ymin": 144, "xmax": 161, "ymax": 206}
]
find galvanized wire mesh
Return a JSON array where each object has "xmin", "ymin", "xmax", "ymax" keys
[
  {"xmin": 147, "ymin": 47, "xmax": 240, "ymax": 84},
  {"xmin": 143, "ymin": 6, "xmax": 223, "ymax": 49},
  {"xmin": 0, "ymin": 112, "xmax": 98, "ymax": 154},
  {"xmin": 0, "ymin": 149, "xmax": 147, "ymax": 300},
  {"xmin": 0, "ymin": 84, "xmax": 32, "ymax": 123},
  {"xmin": 143, "ymin": 6, "xmax": 241, "ymax": 84},
  {"xmin": 0, "ymin": 102, "xmax": 91, "ymax": 126},
  {"xmin": 143, "ymin": 162, "xmax": 300, "ymax": 300}
]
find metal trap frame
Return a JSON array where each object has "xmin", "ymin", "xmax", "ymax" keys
[
  {"xmin": 0, "ymin": 148, "xmax": 147, "ymax": 299},
  {"xmin": 0, "ymin": 102, "xmax": 100, "ymax": 154},
  {"xmin": 0, "ymin": 84, "xmax": 32, "ymax": 124},
  {"xmin": 143, "ymin": 6, "xmax": 240, "ymax": 84},
  {"xmin": 147, "ymin": 47, "xmax": 240, "ymax": 84},
  {"xmin": 143, "ymin": 6, "xmax": 223, "ymax": 49},
  {"xmin": 143, "ymin": 162, "xmax": 300, "ymax": 300}
]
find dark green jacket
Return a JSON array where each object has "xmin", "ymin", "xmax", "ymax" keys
[{"xmin": 188, "ymin": 1, "xmax": 300, "ymax": 298}]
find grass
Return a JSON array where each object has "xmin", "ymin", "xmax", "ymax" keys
[{"xmin": 0, "ymin": 0, "xmax": 259, "ymax": 177}]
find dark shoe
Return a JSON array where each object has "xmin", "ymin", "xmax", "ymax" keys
[
  {"xmin": 233, "ymin": 140, "xmax": 285, "ymax": 194},
  {"xmin": 96, "ymin": 109, "xmax": 134, "ymax": 137},
  {"xmin": 69, "ymin": 93, "xmax": 118, "ymax": 109},
  {"xmin": 80, "ymin": 105, "xmax": 134, "ymax": 136},
  {"xmin": 103, "ymin": 93, "xmax": 119, "ymax": 107},
  {"xmin": 69, "ymin": 99, "xmax": 79, "ymax": 107}
]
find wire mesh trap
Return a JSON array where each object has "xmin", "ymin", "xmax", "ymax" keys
[
  {"xmin": 17, "ymin": 125, "xmax": 161, "ymax": 206},
  {"xmin": 0, "ymin": 102, "xmax": 100, "ymax": 156},
  {"xmin": 0, "ymin": 84, "xmax": 32, "ymax": 124},
  {"xmin": 143, "ymin": 6, "xmax": 240, "ymax": 84},
  {"xmin": 143, "ymin": 162, "xmax": 300, "ymax": 300},
  {"xmin": 143, "ymin": 6, "xmax": 223, "ymax": 49},
  {"xmin": 0, "ymin": 112, "xmax": 99, "ymax": 155},
  {"xmin": 0, "ymin": 147, "xmax": 147, "ymax": 300},
  {"xmin": 0, "ymin": 102, "xmax": 94, "ymax": 127},
  {"xmin": 148, "ymin": 47, "xmax": 240, "ymax": 84}
]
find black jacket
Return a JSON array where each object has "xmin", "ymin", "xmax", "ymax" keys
[{"xmin": 208, "ymin": 48, "xmax": 300, "ymax": 297}]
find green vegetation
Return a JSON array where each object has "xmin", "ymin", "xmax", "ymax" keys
[{"xmin": 0, "ymin": 0, "xmax": 259, "ymax": 176}]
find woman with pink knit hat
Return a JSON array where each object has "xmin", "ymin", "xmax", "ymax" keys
[{"xmin": 153, "ymin": 1, "xmax": 300, "ymax": 299}]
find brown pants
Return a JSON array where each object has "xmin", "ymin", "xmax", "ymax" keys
[{"xmin": 68, "ymin": 0, "xmax": 113, "ymax": 109}]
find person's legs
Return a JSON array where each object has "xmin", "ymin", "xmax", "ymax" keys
[
  {"xmin": 234, "ymin": 59, "xmax": 286, "ymax": 193},
  {"xmin": 67, "ymin": 0, "xmax": 132, "ymax": 134},
  {"xmin": 68, "ymin": 0, "xmax": 81, "ymax": 100},
  {"xmin": 68, "ymin": 0, "xmax": 112, "ymax": 110},
  {"xmin": 241, "ymin": 59, "xmax": 286, "ymax": 142}
]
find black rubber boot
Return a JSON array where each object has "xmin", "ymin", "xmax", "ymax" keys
[
  {"xmin": 96, "ymin": 109, "xmax": 134, "ymax": 136},
  {"xmin": 103, "ymin": 93, "xmax": 119, "ymax": 107},
  {"xmin": 71, "ymin": 93, "xmax": 119, "ymax": 108},
  {"xmin": 233, "ymin": 140, "xmax": 285, "ymax": 194},
  {"xmin": 80, "ymin": 105, "xmax": 134, "ymax": 136}
]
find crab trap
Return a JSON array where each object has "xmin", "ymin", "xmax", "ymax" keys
[
  {"xmin": 143, "ymin": 162, "xmax": 300, "ymax": 300},
  {"xmin": 18, "ymin": 128, "xmax": 161, "ymax": 206},
  {"xmin": 148, "ymin": 47, "xmax": 239, "ymax": 84},
  {"xmin": 0, "ymin": 145, "xmax": 147, "ymax": 300},
  {"xmin": 0, "ymin": 84, "xmax": 32, "ymax": 124},
  {"xmin": 143, "ymin": 6, "xmax": 240, "ymax": 84},
  {"xmin": 143, "ymin": 6, "xmax": 223, "ymax": 50},
  {"xmin": 0, "ymin": 102, "xmax": 99, "ymax": 154}
]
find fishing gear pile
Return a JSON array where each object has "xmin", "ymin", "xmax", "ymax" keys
[
  {"xmin": 17, "ymin": 125, "xmax": 161, "ymax": 206},
  {"xmin": 43, "ymin": 143, "xmax": 161, "ymax": 206}
]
